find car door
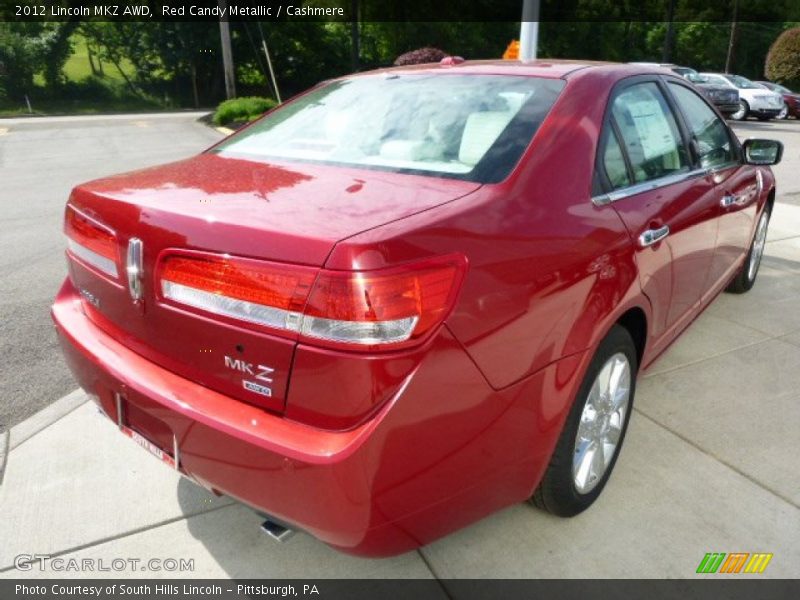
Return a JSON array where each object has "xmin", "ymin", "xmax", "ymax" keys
[
  {"xmin": 594, "ymin": 78, "xmax": 720, "ymax": 345},
  {"xmin": 666, "ymin": 80, "xmax": 759, "ymax": 296}
]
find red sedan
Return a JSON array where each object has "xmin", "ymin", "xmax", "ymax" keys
[
  {"xmin": 52, "ymin": 60, "xmax": 782, "ymax": 556},
  {"xmin": 756, "ymin": 81, "xmax": 800, "ymax": 119}
]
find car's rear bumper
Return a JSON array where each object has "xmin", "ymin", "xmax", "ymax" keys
[{"xmin": 52, "ymin": 278, "xmax": 588, "ymax": 556}]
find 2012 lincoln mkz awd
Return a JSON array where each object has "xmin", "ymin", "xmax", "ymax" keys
[{"xmin": 52, "ymin": 60, "xmax": 782, "ymax": 556}]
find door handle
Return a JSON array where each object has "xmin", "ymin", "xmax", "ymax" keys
[
  {"xmin": 720, "ymin": 194, "xmax": 737, "ymax": 208},
  {"xmin": 638, "ymin": 225, "xmax": 670, "ymax": 248}
]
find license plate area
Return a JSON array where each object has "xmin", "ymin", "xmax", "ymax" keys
[
  {"xmin": 115, "ymin": 393, "xmax": 179, "ymax": 470},
  {"xmin": 121, "ymin": 426, "xmax": 177, "ymax": 469}
]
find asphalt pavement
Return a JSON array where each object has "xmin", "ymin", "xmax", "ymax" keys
[{"xmin": 0, "ymin": 112, "xmax": 222, "ymax": 431}]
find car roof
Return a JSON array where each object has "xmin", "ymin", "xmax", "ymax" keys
[{"xmin": 346, "ymin": 59, "xmax": 681, "ymax": 81}]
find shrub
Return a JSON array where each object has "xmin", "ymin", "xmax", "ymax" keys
[
  {"xmin": 765, "ymin": 27, "xmax": 800, "ymax": 88},
  {"xmin": 394, "ymin": 47, "xmax": 449, "ymax": 66},
  {"xmin": 213, "ymin": 96, "xmax": 277, "ymax": 126}
]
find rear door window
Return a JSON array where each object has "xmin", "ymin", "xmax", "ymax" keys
[{"xmin": 601, "ymin": 129, "xmax": 631, "ymax": 189}]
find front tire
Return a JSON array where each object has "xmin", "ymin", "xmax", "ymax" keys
[
  {"xmin": 730, "ymin": 100, "xmax": 749, "ymax": 121},
  {"xmin": 726, "ymin": 208, "xmax": 770, "ymax": 294},
  {"xmin": 531, "ymin": 325, "xmax": 637, "ymax": 517},
  {"xmin": 777, "ymin": 104, "xmax": 788, "ymax": 120}
]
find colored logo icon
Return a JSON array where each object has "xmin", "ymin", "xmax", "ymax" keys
[{"xmin": 697, "ymin": 552, "xmax": 773, "ymax": 574}]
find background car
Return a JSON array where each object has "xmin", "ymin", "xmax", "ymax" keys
[
  {"xmin": 755, "ymin": 81, "xmax": 800, "ymax": 119},
  {"xmin": 630, "ymin": 63, "xmax": 740, "ymax": 117},
  {"xmin": 683, "ymin": 72, "xmax": 741, "ymax": 117},
  {"xmin": 700, "ymin": 73, "xmax": 784, "ymax": 121}
]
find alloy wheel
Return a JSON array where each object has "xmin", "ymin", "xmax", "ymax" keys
[
  {"xmin": 572, "ymin": 352, "xmax": 631, "ymax": 494},
  {"xmin": 747, "ymin": 211, "xmax": 769, "ymax": 282}
]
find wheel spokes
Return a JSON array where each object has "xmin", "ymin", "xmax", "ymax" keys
[
  {"xmin": 604, "ymin": 415, "xmax": 623, "ymax": 446},
  {"xmin": 572, "ymin": 352, "xmax": 632, "ymax": 494},
  {"xmin": 573, "ymin": 439, "xmax": 599, "ymax": 491},
  {"xmin": 608, "ymin": 357, "xmax": 630, "ymax": 408}
]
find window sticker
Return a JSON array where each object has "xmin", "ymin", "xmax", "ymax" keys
[{"xmin": 625, "ymin": 94, "xmax": 677, "ymax": 161}]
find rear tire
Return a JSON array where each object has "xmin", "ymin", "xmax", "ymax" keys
[
  {"xmin": 531, "ymin": 325, "xmax": 637, "ymax": 517},
  {"xmin": 726, "ymin": 209, "xmax": 770, "ymax": 294}
]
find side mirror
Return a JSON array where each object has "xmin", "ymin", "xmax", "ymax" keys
[{"xmin": 743, "ymin": 139, "xmax": 783, "ymax": 165}]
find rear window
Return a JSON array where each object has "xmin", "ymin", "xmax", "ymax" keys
[{"xmin": 212, "ymin": 74, "xmax": 565, "ymax": 183}]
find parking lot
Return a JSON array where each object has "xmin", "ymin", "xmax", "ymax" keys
[{"xmin": 0, "ymin": 112, "xmax": 799, "ymax": 580}]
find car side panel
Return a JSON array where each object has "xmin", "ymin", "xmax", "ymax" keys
[
  {"xmin": 326, "ymin": 74, "xmax": 644, "ymax": 390},
  {"xmin": 609, "ymin": 174, "xmax": 719, "ymax": 341},
  {"xmin": 708, "ymin": 164, "xmax": 762, "ymax": 287}
]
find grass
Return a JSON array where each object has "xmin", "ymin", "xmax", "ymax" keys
[
  {"xmin": 213, "ymin": 97, "xmax": 277, "ymax": 126},
  {"xmin": 5, "ymin": 33, "xmax": 161, "ymax": 117},
  {"xmin": 63, "ymin": 34, "xmax": 135, "ymax": 83},
  {"xmin": 32, "ymin": 33, "xmax": 135, "ymax": 87}
]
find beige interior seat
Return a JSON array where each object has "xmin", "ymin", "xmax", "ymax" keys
[{"xmin": 458, "ymin": 111, "xmax": 515, "ymax": 166}]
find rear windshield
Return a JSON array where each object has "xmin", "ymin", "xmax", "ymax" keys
[{"xmin": 212, "ymin": 74, "xmax": 565, "ymax": 184}]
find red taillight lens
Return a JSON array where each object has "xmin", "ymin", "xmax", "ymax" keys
[
  {"xmin": 160, "ymin": 254, "xmax": 316, "ymax": 335},
  {"xmin": 65, "ymin": 205, "xmax": 119, "ymax": 278},
  {"xmin": 302, "ymin": 264, "xmax": 462, "ymax": 346},
  {"xmin": 161, "ymin": 256, "xmax": 314, "ymax": 312},
  {"xmin": 159, "ymin": 252, "xmax": 466, "ymax": 350}
]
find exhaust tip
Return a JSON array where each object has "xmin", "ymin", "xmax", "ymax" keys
[{"xmin": 260, "ymin": 519, "xmax": 295, "ymax": 543}]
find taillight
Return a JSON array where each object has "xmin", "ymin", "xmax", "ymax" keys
[
  {"xmin": 65, "ymin": 205, "xmax": 119, "ymax": 278},
  {"xmin": 302, "ymin": 264, "xmax": 461, "ymax": 346},
  {"xmin": 159, "ymin": 252, "xmax": 466, "ymax": 350},
  {"xmin": 160, "ymin": 255, "xmax": 316, "ymax": 334}
]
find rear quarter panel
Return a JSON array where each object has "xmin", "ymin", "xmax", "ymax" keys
[{"xmin": 326, "ymin": 71, "xmax": 647, "ymax": 389}]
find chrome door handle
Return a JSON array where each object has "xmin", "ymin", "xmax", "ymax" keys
[
  {"xmin": 721, "ymin": 194, "xmax": 737, "ymax": 207},
  {"xmin": 638, "ymin": 225, "xmax": 670, "ymax": 248}
]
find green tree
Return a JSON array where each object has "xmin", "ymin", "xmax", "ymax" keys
[
  {"xmin": 0, "ymin": 22, "xmax": 67, "ymax": 100},
  {"xmin": 43, "ymin": 21, "xmax": 80, "ymax": 89},
  {"xmin": 765, "ymin": 26, "xmax": 800, "ymax": 86},
  {"xmin": 80, "ymin": 22, "xmax": 148, "ymax": 96}
]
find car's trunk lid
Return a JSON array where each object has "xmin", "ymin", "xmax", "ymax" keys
[{"xmin": 66, "ymin": 153, "xmax": 480, "ymax": 413}]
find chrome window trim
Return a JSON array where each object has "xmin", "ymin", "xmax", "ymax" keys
[{"xmin": 591, "ymin": 167, "xmax": 710, "ymax": 206}]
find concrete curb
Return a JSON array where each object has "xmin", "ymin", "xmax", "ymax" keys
[
  {"xmin": 0, "ymin": 430, "xmax": 8, "ymax": 486},
  {"xmin": 1, "ymin": 111, "xmax": 212, "ymax": 126},
  {"xmin": 8, "ymin": 388, "xmax": 88, "ymax": 452},
  {"xmin": 215, "ymin": 126, "xmax": 234, "ymax": 136}
]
